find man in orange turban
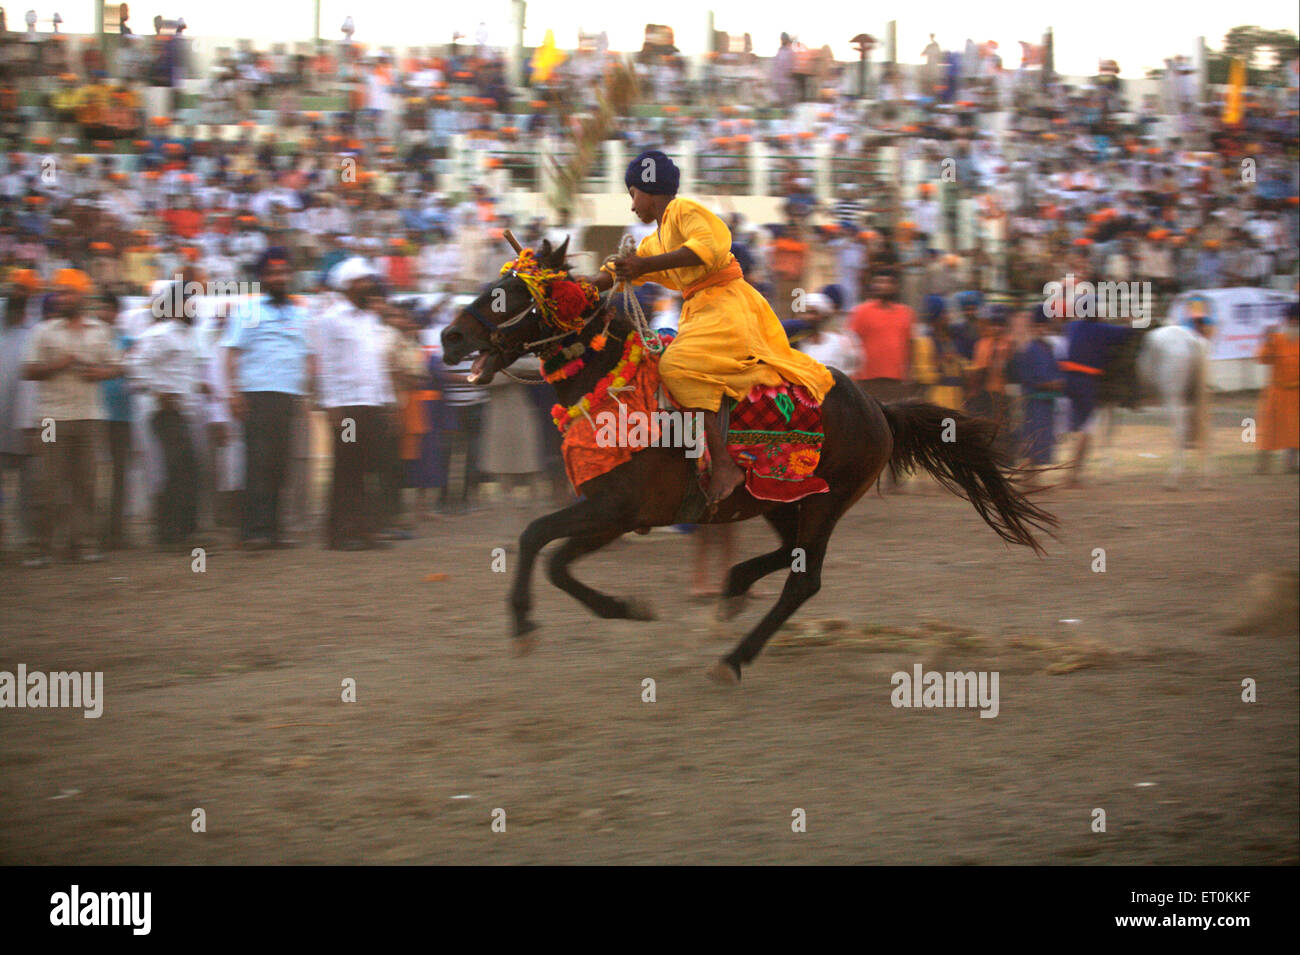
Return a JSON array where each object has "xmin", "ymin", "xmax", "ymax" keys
[
  {"xmin": 20, "ymin": 269, "xmax": 121, "ymax": 565},
  {"xmin": 52, "ymin": 268, "xmax": 93, "ymax": 296}
]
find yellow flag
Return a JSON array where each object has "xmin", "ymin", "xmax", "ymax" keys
[
  {"xmin": 531, "ymin": 29, "xmax": 567, "ymax": 84},
  {"xmin": 1223, "ymin": 57, "xmax": 1245, "ymax": 125}
]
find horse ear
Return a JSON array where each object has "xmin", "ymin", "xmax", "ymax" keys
[
  {"xmin": 550, "ymin": 235, "xmax": 570, "ymax": 268},
  {"xmin": 538, "ymin": 238, "xmax": 553, "ymax": 261}
]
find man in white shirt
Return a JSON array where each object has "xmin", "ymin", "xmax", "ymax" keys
[
  {"xmin": 0, "ymin": 272, "xmax": 44, "ymax": 554},
  {"xmin": 314, "ymin": 257, "xmax": 396, "ymax": 550},
  {"xmin": 204, "ymin": 299, "xmax": 244, "ymax": 532},
  {"xmin": 130, "ymin": 272, "xmax": 204, "ymax": 548},
  {"xmin": 793, "ymin": 292, "xmax": 861, "ymax": 378}
]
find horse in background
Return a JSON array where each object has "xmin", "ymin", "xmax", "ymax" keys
[{"xmin": 1096, "ymin": 322, "xmax": 1213, "ymax": 488}]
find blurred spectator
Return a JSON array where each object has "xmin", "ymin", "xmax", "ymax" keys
[
  {"xmin": 848, "ymin": 273, "xmax": 914, "ymax": 402},
  {"xmin": 313, "ymin": 257, "xmax": 394, "ymax": 549},
  {"xmin": 1011, "ymin": 308, "xmax": 1063, "ymax": 473},
  {"xmin": 0, "ymin": 271, "xmax": 43, "ymax": 553},
  {"xmin": 1254, "ymin": 303, "xmax": 1300, "ymax": 472},
  {"xmin": 130, "ymin": 276, "xmax": 203, "ymax": 548},
  {"xmin": 789, "ymin": 289, "xmax": 860, "ymax": 377},
  {"xmin": 97, "ymin": 292, "xmax": 133, "ymax": 549},
  {"xmin": 431, "ymin": 313, "xmax": 488, "ymax": 516},
  {"xmin": 912, "ymin": 295, "xmax": 967, "ymax": 409},
  {"xmin": 482, "ymin": 354, "xmax": 546, "ymax": 506},
  {"xmin": 223, "ymin": 249, "xmax": 313, "ymax": 550},
  {"xmin": 20, "ymin": 269, "xmax": 122, "ymax": 566},
  {"xmin": 966, "ymin": 305, "xmax": 1014, "ymax": 429}
]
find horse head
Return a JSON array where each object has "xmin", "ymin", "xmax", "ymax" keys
[{"xmin": 441, "ymin": 235, "xmax": 579, "ymax": 385}]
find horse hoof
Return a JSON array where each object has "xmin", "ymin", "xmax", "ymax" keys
[
  {"xmin": 715, "ymin": 594, "xmax": 747, "ymax": 621},
  {"xmin": 511, "ymin": 634, "xmax": 539, "ymax": 657},
  {"xmin": 706, "ymin": 660, "xmax": 741, "ymax": 686},
  {"xmin": 624, "ymin": 597, "xmax": 656, "ymax": 621}
]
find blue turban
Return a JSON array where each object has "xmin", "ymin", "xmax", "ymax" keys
[
  {"xmin": 956, "ymin": 290, "xmax": 983, "ymax": 310},
  {"xmin": 819, "ymin": 284, "xmax": 846, "ymax": 311},
  {"xmin": 625, "ymin": 150, "xmax": 680, "ymax": 196},
  {"xmin": 923, "ymin": 293, "xmax": 947, "ymax": 322}
]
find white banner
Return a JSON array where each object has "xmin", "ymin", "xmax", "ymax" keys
[{"xmin": 1170, "ymin": 288, "xmax": 1296, "ymax": 361}]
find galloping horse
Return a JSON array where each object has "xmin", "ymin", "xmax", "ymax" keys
[{"xmin": 441, "ymin": 237, "xmax": 1058, "ymax": 683}]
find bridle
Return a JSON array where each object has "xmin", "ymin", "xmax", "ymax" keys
[
  {"xmin": 461, "ymin": 268, "xmax": 611, "ymax": 384},
  {"xmin": 459, "ymin": 236, "xmax": 660, "ymax": 385},
  {"xmin": 461, "ymin": 280, "xmax": 536, "ymax": 343}
]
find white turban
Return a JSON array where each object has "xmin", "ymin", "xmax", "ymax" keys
[
  {"xmin": 329, "ymin": 257, "xmax": 379, "ymax": 290},
  {"xmin": 802, "ymin": 292, "xmax": 834, "ymax": 315}
]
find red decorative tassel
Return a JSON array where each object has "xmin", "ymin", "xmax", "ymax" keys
[{"xmin": 549, "ymin": 280, "xmax": 589, "ymax": 324}]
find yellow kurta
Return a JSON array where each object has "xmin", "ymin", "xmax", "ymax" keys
[
  {"xmin": 912, "ymin": 333, "xmax": 967, "ymax": 409},
  {"xmin": 608, "ymin": 197, "xmax": 834, "ymax": 412}
]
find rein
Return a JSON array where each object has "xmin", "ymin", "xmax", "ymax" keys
[{"xmin": 605, "ymin": 233, "xmax": 665, "ymax": 356}]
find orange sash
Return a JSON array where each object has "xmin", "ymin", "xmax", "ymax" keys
[
  {"xmin": 1058, "ymin": 360, "xmax": 1103, "ymax": 375},
  {"xmin": 682, "ymin": 261, "xmax": 743, "ymax": 302}
]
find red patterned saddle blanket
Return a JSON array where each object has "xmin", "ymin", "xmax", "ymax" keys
[
  {"xmin": 716, "ymin": 383, "xmax": 829, "ymax": 502},
  {"xmin": 658, "ymin": 380, "xmax": 829, "ymax": 503}
]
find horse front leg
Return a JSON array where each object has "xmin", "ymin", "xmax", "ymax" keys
[
  {"xmin": 546, "ymin": 530, "xmax": 656, "ymax": 620},
  {"xmin": 509, "ymin": 496, "xmax": 635, "ymax": 649}
]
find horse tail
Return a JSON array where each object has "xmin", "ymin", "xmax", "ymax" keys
[{"xmin": 880, "ymin": 399, "xmax": 1058, "ymax": 554}]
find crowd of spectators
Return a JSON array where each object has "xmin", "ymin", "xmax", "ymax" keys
[{"xmin": 0, "ymin": 19, "xmax": 1297, "ymax": 564}]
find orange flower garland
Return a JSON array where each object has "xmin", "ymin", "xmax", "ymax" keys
[{"xmin": 551, "ymin": 334, "xmax": 649, "ymax": 433}]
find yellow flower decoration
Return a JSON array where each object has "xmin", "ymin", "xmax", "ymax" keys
[{"xmin": 788, "ymin": 448, "xmax": 821, "ymax": 476}]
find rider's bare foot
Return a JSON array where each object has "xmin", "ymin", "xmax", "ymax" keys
[{"xmin": 706, "ymin": 459, "xmax": 745, "ymax": 505}]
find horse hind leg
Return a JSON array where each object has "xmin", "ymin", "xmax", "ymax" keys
[
  {"xmin": 710, "ymin": 494, "xmax": 844, "ymax": 684},
  {"xmin": 716, "ymin": 505, "xmax": 800, "ymax": 621},
  {"xmin": 546, "ymin": 530, "xmax": 656, "ymax": 621}
]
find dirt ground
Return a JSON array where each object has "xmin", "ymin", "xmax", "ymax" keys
[{"xmin": 2, "ymin": 403, "xmax": 1297, "ymax": 865}]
